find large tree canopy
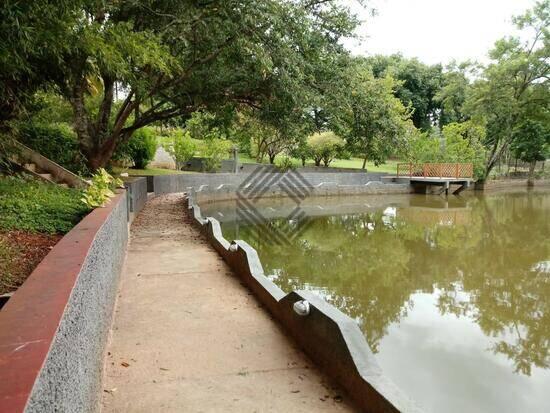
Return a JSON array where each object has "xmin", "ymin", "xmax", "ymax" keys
[
  {"xmin": 366, "ymin": 54, "xmax": 443, "ymax": 131},
  {"xmin": 465, "ymin": 0, "xmax": 550, "ymax": 179},
  {"xmin": 2, "ymin": 0, "xmax": 361, "ymax": 170}
]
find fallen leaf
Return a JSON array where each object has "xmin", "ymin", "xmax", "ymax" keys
[{"xmin": 121, "ymin": 362, "xmax": 130, "ymax": 367}]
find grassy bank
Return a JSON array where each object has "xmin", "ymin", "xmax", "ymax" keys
[
  {"xmin": 0, "ymin": 176, "xmax": 90, "ymax": 294},
  {"xmin": 238, "ymin": 155, "xmax": 399, "ymax": 174}
]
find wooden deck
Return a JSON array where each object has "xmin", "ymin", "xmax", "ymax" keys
[{"xmin": 390, "ymin": 163, "xmax": 475, "ymax": 195}]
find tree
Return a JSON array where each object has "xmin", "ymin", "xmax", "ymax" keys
[
  {"xmin": 336, "ymin": 64, "xmax": 412, "ymax": 169},
  {"xmin": 24, "ymin": 0, "xmax": 360, "ymax": 170},
  {"xmin": 367, "ymin": 54, "xmax": 443, "ymax": 131},
  {"xmin": 307, "ymin": 131, "xmax": 344, "ymax": 167},
  {"xmin": 435, "ymin": 61, "xmax": 478, "ymax": 126},
  {"xmin": 163, "ymin": 130, "xmax": 197, "ymax": 170},
  {"xmin": 511, "ymin": 120, "xmax": 550, "ymax": 185},
  {"xmin": 465, "ymin": 1, "xmax": 550, "ymax": 180},
  {"xmin": 406, "ymin": 121, "xmax": 487, "ymax": 180},
  {"xmin": 114, "ymin": 127, "xmax": 157, "ymax": 169},
  {"xmin": 441, "ymin": 121, "xmax": 487, "ymax": 179},
  {"xmin": 0, "ymin": 1, "xmax": 80, "ymax": 127}
]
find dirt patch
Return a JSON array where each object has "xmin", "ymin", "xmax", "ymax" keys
[{"xmin": 0, "ymin": 231, "xmax": 62, "ymax": 295}]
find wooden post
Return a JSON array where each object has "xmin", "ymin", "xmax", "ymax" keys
[{"xmin": 455, "ymin": 163, "xmax": 459, "ymax": 178}]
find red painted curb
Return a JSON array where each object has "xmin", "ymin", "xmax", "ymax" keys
[{"xmin": 0, "ymin": 193, "xmax": 126, "ymax": 413}]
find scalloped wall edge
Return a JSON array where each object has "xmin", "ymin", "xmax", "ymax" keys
[{"xmin": 185, "ymin": 190, "xmax": 423, "ymax": 413}]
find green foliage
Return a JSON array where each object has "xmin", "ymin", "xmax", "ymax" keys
[
  {"xmin": 162, "ymin": 130, "xmax": 198, "ymax": 170},
  {"xmin": 307, "ymin": 132, "xmax": 344, "ymax": 167},
  {"xmin": 275, "ymin": 156, "xmax": 296, "ymax": 172},
  {"xmin": 290, "ymin": 139, "xmax": 314, "ymax": 167},
  {"xmin": 2, "ymin": 0, "xmax": 363, "ymax": 170},
  {"xmin": 511, "ymin": 120, "xmax": 550, "ymax": 164},
  {"xmin": 198, "ymin": 139, "xmax": 232, "ymax": 172},
  {"xmin": 406, "ymin": 121, "xmax": 487, "ymax": 179},
  {"xmin": 18, "ymin": 122, "xmax": 89, "ymax": 175},
  {"xmin": 442, "ymin": 122, "xmax": 487, "ymax": 179},
  {"xmin": 26, "ymin": 92, "xmax": 73, "ymax": 124},
  {"xmin": 465, "ymin": 1, "xmax": 550, "ymax": 178},
  {"xmin": 185, "ymin": 112, "xmax": 228, "ymax": 141},
  {"xmin": 434, "ymin": 62, "xmax": 477, "ymax": 125},
  {"xmin": 367, "ymin": 54, "xmax": 443, "ymax": 130},
  {"xmin": 81, "ymin": 168, "xmax": 123, "ymax": 208},
  {"xmin": 333, "ymin": 65, "xmax": 413, "ymax": 168},
  {"xmin": 115, "ymin": 127, "xmax": 157, "ymax": 169},
  {"xmin": 0, "ymin": 176, "xmax": 90, "ymax": 234},
  {"xmin": 0, "ymin": 1, "xmax": 79, "ymax": 125}
]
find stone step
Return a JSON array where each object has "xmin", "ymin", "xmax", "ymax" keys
[
  {"xmin": 24, "ymin": 163, "xmax": 37, "ymax": 172},
  {"xmin": 38, "ymin": 173, "xmax": 54, "ymax": 181}
]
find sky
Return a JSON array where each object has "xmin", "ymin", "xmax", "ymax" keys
[{"xmin": 344, "ymin": 0, "xmax": 536, "ymax": 65}]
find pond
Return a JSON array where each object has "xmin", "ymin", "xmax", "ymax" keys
[{"xmin": 202, "ymin": 190, "xmax": 550, "ymax": 413}]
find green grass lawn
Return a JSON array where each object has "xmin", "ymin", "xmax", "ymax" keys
[
  {"xmin": 112, "ymin": 167, "xmax": 194, "ymax": 176},
  {"xmin": 238, "ymin": 154, "xmax": 399, "ymax": 174}
]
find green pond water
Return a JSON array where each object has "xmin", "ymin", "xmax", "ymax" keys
[{"xmin": 203, "ymin": 190, "xmax": 550, "ymax": 413}]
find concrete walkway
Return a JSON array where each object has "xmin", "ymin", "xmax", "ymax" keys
[{"xmin": 101, "ymin": 194, "xmax": 355, "ymax": 412}]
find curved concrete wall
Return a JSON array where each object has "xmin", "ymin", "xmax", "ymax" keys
[
  {"xmin": 186, "ymin": 191, "xmax": 423, "ymax": 413},
  {"xmin": 0, "ymin": 183, "xmax": 148, "ymax": 412},
  {"xmin": 153, "ymin": 171, "xmax": 390, "ymax": 195}
]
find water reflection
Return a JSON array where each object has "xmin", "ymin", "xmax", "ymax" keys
[{"xmin": 214, "ymin": 191, "xmax": 550, "ymax": 412}]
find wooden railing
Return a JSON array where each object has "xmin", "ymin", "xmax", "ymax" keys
[{"xmin": 397, "ymin": 163, "xmax": 473, "ymax": 179}]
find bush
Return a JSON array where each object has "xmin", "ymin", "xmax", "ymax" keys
[
  {"xmin": 307, "ymin": 131, "xmax": 344, "ymax": 167},
  {"xmin": 81, "ymin": 168, "xmax": 123, "ymax": 208},
  {"xmin": 406, "ymin": 121, "xmax": 487, "ymax": 180},
  {"xmin": 275, "ymin": 156, "xmax": 296, "ymax": 172},
  {"xmin": 198, "ymin": 139, "xmax": 232, "ymax": 171},
  {"xmin": 18, "ymin": 122, "xmax": 89, "ymax": 175},
  {"xmin": 0, "ymin": 176, "xmax": 90, "ymax": 234},
  {"xmin": 115, "ymin": 127, "xmax": 157, "ymax": 169},
  {"xmin": 162, "ymin": 129, "xmax": 198, "ymax": 169}
]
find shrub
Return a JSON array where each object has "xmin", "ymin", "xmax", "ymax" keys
[
  {"xmin": 275, "ymin": 156, "xmax": 296, "ymax": 172},
  {"xmin": 162, "ymin": 129, "xmax": 198, "ymax": 169},
  {"xmin": 81, "ymin": 168, "xmax": 123, "ymax": 208},
  {"xmin": 198, "ymin": 139, "xmax": 232, "ymax": 171},
  {"xmin": 307, "ymin": 131, "xmax": 344, "ymax": 167},
  {"xmin": 0, "ymin": 176, "xmax": 90, "ymax": 234},
  {"xmin": 406, "ymin": 121, "xmax": 487, "ymax": 180},
  {"xmin": 18, "ymin": 122, "xmax": 89, "ymax": 175},
  {"xmin": 115, "ymin": 127, "xmax": 157, "ymax": 169}
]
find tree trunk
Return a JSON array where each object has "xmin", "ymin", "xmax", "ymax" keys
[
  {"xmin": 362, "ymin": 153, "xmax": 368, "ymax": 170},
  {"xmin": 269, "ymin": 153, "xmax": 276, "ymax": 164},
  {"xmin": 527, "ymin": 161, "xmax": 536, "ymax": 187},
  {"xmin": 301, "ymin": 156, "xmax": 306, "ymax": 167}
]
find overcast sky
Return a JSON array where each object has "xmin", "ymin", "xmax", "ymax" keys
[{"xmin": 344, "ymin": 0, "xmax": 536, "ymax": 65}]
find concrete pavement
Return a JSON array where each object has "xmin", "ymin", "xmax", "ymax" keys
[{"xmin": 101, "ymin": 194, "xmax": 356, "ymax": 412}]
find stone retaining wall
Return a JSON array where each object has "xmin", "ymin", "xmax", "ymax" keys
[
  {"xmin": 475, "ymin": 178, "xmax": 550, "ymax": 191},
  {"xmin": 124, "ymin": 177, "xmax": 148, "ymax": 222},
  {"xmin": 153, "ymin": 171, "xmax": 388, "ymax": 195},
  {"xmin": 0, "ymin": 180, "xmax": 148, "ymax": 412}
]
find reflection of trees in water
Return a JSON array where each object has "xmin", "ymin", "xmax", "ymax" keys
[{"xmin": 233, "ymin": 192, "xmax": 550, "ymax": 376}]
